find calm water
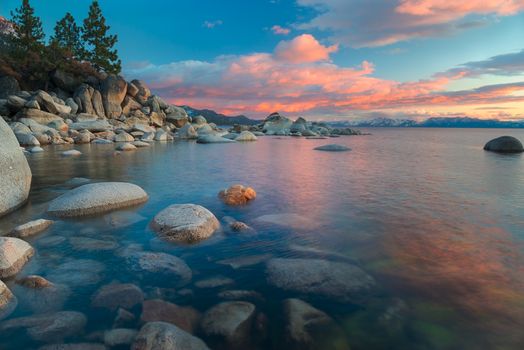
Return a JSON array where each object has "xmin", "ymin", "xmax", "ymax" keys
[{"xmin": 1, "ymin": 128, "xmax": 523, "ymax": 349}]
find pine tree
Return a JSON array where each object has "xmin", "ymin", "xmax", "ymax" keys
[
  {"xmin": 10, "ymin": 0, "xmax": 45, "ymax": 52},
  {"xmin": 51, "ymin": 12, "xmax": 82, "ymax": 58},
  {"xmin": 81, "ymin": 0, "xmax": 121, "ymax": 74}
]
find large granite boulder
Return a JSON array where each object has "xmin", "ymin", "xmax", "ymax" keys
[
  {"xmin": 200, "ymin": 301, "xmax": 256, "ymax": 349},
  {"xmin": 151, "ymin": 204, "xmax": 220, "ymax": 243},
  {"xmin": 262, "ymin": 112, "xmax": 293, "ymax": 135},
  {"xmin": 132, "ymin": 322, "xmax": 209, "ymax": 350},
  {"xmin": 0, "ymin": 237, "xmax": 35, "ymax": 278},
  {"xmin": 483, "ymin": 136, "xmax": 523, "ymax": 153},
  {"xmin": 47, "ymin": 182, "xmax": 148, "ymax": 217},
  {"xmin": 266, "ymin": 258, "xmax": 376, "ymax": 302},
  {"xmin": 102, "ymin": 75, "xmax": 127, "ymax": 118},
  {"xmin": 0, "ymin": 75, "xmax": 20, "ymax": 99},
  {"xmin": 74, "ymin": 84, "xmax": 95, "ymax": 115},
  {"xmin": 283, "ymin": 298, "xmax": 349, "ymax": 350},
  {"xmin": 0, "ymin": 118, "xmax": 32, "ymax": 217}
]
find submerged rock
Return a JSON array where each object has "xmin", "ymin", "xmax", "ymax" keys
[
  {"xmin": 91, "ymin": 283, "xmax": 144, "ymax": 311},
  {"xmin": 200, "ymin": 301, "xmax": 256, "ymax": 349},
  {"xmin": 196, "ymin": 135, "xmax": 236, "ymax": 144},
  {"xmin": 0, "ymin": 280, "xmax": 17, "ymax": 320},
  {"xmin": 140, "ymin": 299, "xmax": 201, "ymax": 333},
  {"xmin": 38, "ymin": 343, "xmax": 106, "ymax": 350},
  {"xmin": 195, "ymin": 276, "xmax": 234, "ymax": 289},
  {"xmin": 266, "ymin": 258, "xmax": 376, "ymax": 302},
  {"xmin": 151, "ymin": 204, "xmax": 219, "ymax": 243},
  {"xmin": 9, "ymin": 219, "xmax": 54, "ymax": 238},
  {"xmin": 283, "ymin": 298, "xmax": 349, "ymax": 350},
  {"xmin": 104, "ymin": 328, "xmax": 137, "ymax": 347},
  {"xmin": 69, "ymin": 237, "xmax": 118, "ymax": 251},
  {"xmin": 314, "ymin": 144, "xmax": 351, "ymax": 152},
  {"xmin": 115, "ymin": 142, "xmax": 137, "ymax": 151},
  {"xmin": 62, "ymin": 150, "xmax": 82, "ymax": 157},
  {"xmin": 218, "ymin": 185, "xmax": 256, "ymax": 206},
  {"xmin": 46, "ymin": 259, "xmax": 104, "ymax": 287},
  {"xmin": 0, "ymin": 311, "xmax": 87, "ymax": 343},
  {"xmin": 483, "ymin": 136, "xmax": 523, "ymax": 153},
  {"xmin": 254, "ymin": 213, "xmax": 320, "ymax": 230},
  {"xmin": 0, "ymin": 237, "xmax": 34, "ymax": 278},
  {"xmin": 217, "ymin": 290, "xmax": 264, "ymax": 301},
  {"xmin": 127, "ymin": 252, "xmax": 192, "ymax": 286},
  {"xmin": 0, "ymin": 117, "xmax": 32, "ymax": 217},
  {"xmin": 47, "ymin": 182, "xmax": 148, "ymax": 217},
  {"xmin": 132, "ymin": 322, "xmax": 209, "ymax": 350},
  {"xmin": 13, "ymin": 276, "xmax": 70, "ymax": 313}
]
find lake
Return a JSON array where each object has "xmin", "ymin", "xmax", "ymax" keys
[{"xmin": 0, "ymin": 128, "xmax": 523, "ymax": 349}]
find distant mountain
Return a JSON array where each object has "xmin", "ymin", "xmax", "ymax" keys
[
  {"xmin": 181, "ymin": 106, "xmax": 260, "ymax": 126},
  {"xmin": 329, "ymin": 117, "xmax": 524, "ymax": 128}
]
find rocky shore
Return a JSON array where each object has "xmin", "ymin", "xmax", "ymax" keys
[{"xmin": 0, "ymin": 72, "xmax": 362, "ymax": 153}]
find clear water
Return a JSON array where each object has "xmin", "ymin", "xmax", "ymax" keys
[{"xmin": 1, "ymin": 128, "xmax": 523, "ymax": 349}]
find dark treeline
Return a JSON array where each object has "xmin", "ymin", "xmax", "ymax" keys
[{"xmin": 0, "ymin": 0, "xmax": 121, "ymax": 90}]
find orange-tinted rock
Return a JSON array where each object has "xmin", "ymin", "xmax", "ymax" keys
[
  {"xmin": 140, "ymin": 299, "xmax": 201, "ymax": 334},
  {"xmin": 219, "ymin": 185, "xmax": 256, "ymax": 206}
]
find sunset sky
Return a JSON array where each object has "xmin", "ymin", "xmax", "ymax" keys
[{"xmin": 2, "ymin": 0, "xmax": 524, "ymax": 120}]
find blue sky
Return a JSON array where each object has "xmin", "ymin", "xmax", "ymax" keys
[{"xmin": 1, "ymin": 0, "xmax": 523, "ymax": 120}]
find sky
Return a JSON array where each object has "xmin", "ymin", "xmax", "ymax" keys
[{"xmin": 1, "ymin": 0, "xmax": 524, "ymax": 121}]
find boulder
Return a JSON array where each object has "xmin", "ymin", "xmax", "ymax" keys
[
  {"xmin": 24, "ymin": 99, "xmax": 40, "ymax": 109},
  {"xmin": 151, "ymin": 204, "xmax": 220, "ymax": 243},
  {"xmin": 9, "ymin": 219, "xmax": 53, "ymax": 238},
  {"xmin": 140, "ymin": 299, "xmax": 201, "ymax": 333},
  {"xmin": 218, "ymin": 185, "xmax": 256, "ymax": 206},
  {"xmin": 283, "ymin": 298, "xmax": 349, "ymax": 350},
  {"xmin": 47, "ymin": 182, "xmax": 148, "ymax": 217},
  {"xmin": 69, "ymin": 120, "xmax": 112, "ymax": 132},
  {"xmin": 114, "ymin": 131, "xmax": 134, "ymax": 142},
  {"xmin": 51, "ymin": 69, "xmax": 83, "ymax": 92},
  {"xmin": 177, "ymin": 124, "xmax": 197, "ymax": 139},
  {"xmin": 0, "ymin": 311, "xmax": 87, "ymax": 342},
  {"xmin": 0, "ymin": 75, "xmax": 20, "ymax": 99},
  {"xmin": 12, "ymin": 276, "xmax": 70, "ymax": 314},
  {"xmin": 130, "ymin": 80, "xmax": 151, "ymax": 104},
  {"xmin": 266, "ymin": 258, "xmax": 376, "ymax": 302},
  {"xmin": 127, "ymin": 82, "xmax": 139, "ymax": 97},
  {"xmin": 0, "ymin": 237, "xmax": 34, "ymax": 278},
  {"xmin": 196, "ymin": 135, "xmax": 235, "ymax": 144},
  {"xmin": 122, "ymin": 96, "xmax": 142, "ymax": 115},
  {"xmin": 290, "ymin": 117, "xmax": 307, "ymax": 133},
  {"xmin": 91, "ymin": 283, "xmax": 144, "ymax": 311},
  {"xmin": 200, "ymin": 301, "xmax": 256, "ymax": 348},
  {"xmin": 126, "ymin": 252, "xmax": 192, "ymax": 286},
  {"xmin": 102, "ymin": 75, "xmax": 127, "ymax": 118},
  {"xmin": 235, "ymin": 131, "xmax": 257, "ymax": 141},
  {"xmin": 74, "ymin": 84, "xmax": 95, "ymax": 115},
  {"xmin": 0, "ymin": 118, "xmax": 32, "ymax": 216},
  {"xmin": 132, "ymin": 140, "xmax": 150, "ymax": 148},
  {"xmin": 0, "ymin": 280, "xmax": 17, "ymax": 320},
  {"xmin": 91, "ymin": 90, "xmax": 105, "ymax": 118},
  {"xmin": 483, "ymin": 136, "xmax": 524, "ymax": 153},
  {"xmin": 7, "ymin": 95, "xmax": 26, "ymax": 110},
  {"xmin": 35, "ymin": 90, "xmax": 62, "ymax": 115},
  {"xmin": 104, "ymin": 328, "xmax": 137, "ymax": 347},
  {"xmin": 15, "ymin": 131, "xmax": 40, "ymax": 146},
  {"xmin": 192, "ymin": 115, "xmax": 207, "ymax": 125},
  {"xmin": 132, "ymin": 322, "xmax": 209, "ymax": 350},
  {"xmin": 46, "ymin": 259, "xmax": 104, "ymax": 287},
  {"xmin": 65, "ymin": 98, "xmax": 79, "ymax": 114},
  {"xmin": 314, "ymin": 144, "xmax": 351, "ymax": 152},
  {"xmin": 262, "ymin": 112, "xmax": 293, "ymax": 135},
  {"xmin": 16, "ymin": 108, "xmax": 63, "ymax": 124}
]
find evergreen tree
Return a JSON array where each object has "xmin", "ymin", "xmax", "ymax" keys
[
  {"xmin": 10, "ymin": 0, "xmax": 45, "ymax": 52},
  {"xmin": 51, "ymin": 12, "xmax": 82, "ymax": 58},
  {"xmin": 81, "ymin": 0, "xmax": 121, "ymax": 74}
]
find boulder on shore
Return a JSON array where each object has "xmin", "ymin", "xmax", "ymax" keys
[
  {"xmin": 151, "ymin": 204, "xmax": 220, "ymax": 243},
  {"xmin": 0, "ymin": 237, "xmax": 34, "ymax": 278},
  {"xmin": 483, "ymin": 136, "xmax": 523, "ymax": 153},
  {"xmin": 0, "ymin": 118, "xmax": 32, "ymax": 217},
  {"xmin": 47, "ymin": 182, "xmax": 148, "ymax": 217}
]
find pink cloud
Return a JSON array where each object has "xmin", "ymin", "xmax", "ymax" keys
[
  {"xmin": 271, "ymin": 25, "xmax": 291, "ymax": 35},
  {"xmin": 274, "ymin": 34, "xmax": 338, "ymax": 63},
  {"xmin": 296, "ymin": 0, "xmax": 524, "ymax": 47},
  {"xmin": 125, "ymin": 34, "xmax": 524, "ymax": 118}
]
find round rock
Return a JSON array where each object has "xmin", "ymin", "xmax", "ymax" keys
[
  {"xmin": 313, "ymin": 144, "xmax": 351, "ymax": 152},
  {"xmin": 151, "ymin": 204, "xmax": 219, "ymax": 243},
  {"xmin": 483, "ymin": 136, "xmax": 523, "ymax": 153},
  {"xmin": 47, "ymin": 182, "xmax": 148, "ymax": 217},
  {"xmin": 0, "ymin": 237, "xmax": 34, "ymax": 278},
  {"xmin": 132, "ymin": 322, "xmax": 210, "ymax": 350}
]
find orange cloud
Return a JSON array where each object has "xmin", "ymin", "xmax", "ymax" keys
[
  {"xmin": 271, "ymin": 25, "xmax": 291, "ymax": 35},
  {"xmin": 274, "ymin": 34, "xmax": 339, "ymax": 63}
]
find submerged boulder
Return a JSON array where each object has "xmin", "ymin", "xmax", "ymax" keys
[
  {"xmin": 126, "ymin": 252, "xmax": 192, "ymax": 286},
  {"xmin": 0, "ymin": 237, "xmax": 34, "ymax": 278},
  {"xmin": 314, "ymin": 144, "xmax": 351, "ymax": 152},
  {"xmin": 91, "ymin": 283, "xmax": 144, "ymax": 311},
  {"xmin": 218, "ymin": 185, "xmax": 257, "ymax": 206},
  {"xmin": 132, "ymin": 322, "xmax": 209, "ymax": 350},
  {"xmin": 9, "ymin": 219, "xmax": 53, "ymax": 238},
  {"xmin": 140, "ymin": 299, "xmax": 201, "ymax": 333},
  {"xmin": 196, "ymin": 135, "xmax": 235, "ymax": 144},
  {"xmin": 0, "ymin": 118, "xmax": 32, "ymax": 217},
  {"xmin": 151, "ymin": 204, "xmax": 220, "ymax": 243},
  {"xmin": 266, "ymin": 258, "xmax": 376, "ymax": 302},
  {"xmin": 483, "ymin": 136, "xmax": 523, "ymax": 153},
  {"xmin": 0, "ymin": 281, "xmax": 17, "ymax": 320},
  {"xmin": 47, "ymin": 182, "xmax": 148, "ymax": 217}
]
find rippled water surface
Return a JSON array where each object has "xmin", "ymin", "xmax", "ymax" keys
[{"xmin": 1, "ymin": 128, "xmax": 523, "ymax": 349}]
